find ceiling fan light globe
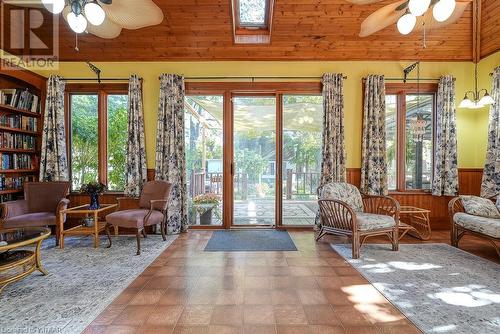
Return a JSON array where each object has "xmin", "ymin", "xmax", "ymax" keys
[
  {"xmin": 397, "ymin": 13, "xmax": 416, "ymax": 35},
  {"xmin": 408, "ymin": 0, "xmax": 431, "ymax": 16},
  {"xmin": 67, "ymin": 12, "xmax": 88, "ymax": 33},
  {"xmin": 85, "ymin": 2, "xmax": 106, "ymax": 26},
  {"xmin": 42, "ymin": 0, "xmax": 65, "ymax": 14},
  {"xmin": 433, "ymin": 0, "xmax": 456, "ymax": 22},
  {"xmin": 479, "ymin": 94, "xmax": 494, "ymax": 106}
]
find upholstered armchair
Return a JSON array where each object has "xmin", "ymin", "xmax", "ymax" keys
[
  {"xmin": 449, "ymin": 195, "xmax": 499, "ymax": 257},
  {"xmin": 316, "ymin": 182, "xmax": 400, "ymax": 259},
  {"xmin": 105, "ymin": 181, "xmax": 172, "ymax": 255},
  {"xmin": 0, "ymin": 182, "xmax": 70, "ymax": 245}
]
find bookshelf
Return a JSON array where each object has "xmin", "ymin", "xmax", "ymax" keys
[{"xmin": 0, "ymin": 66, "xmax": 45, "ymax": 203}]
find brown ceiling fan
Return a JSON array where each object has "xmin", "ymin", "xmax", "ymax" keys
[{"xmin": 345, "ymin": 0, "xmax": 471, "ymax": 37}]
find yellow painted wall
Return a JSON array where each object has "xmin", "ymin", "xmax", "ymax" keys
[{"xmin": 29, "ymin": 54, "xmax": 499, "ymax": 169}]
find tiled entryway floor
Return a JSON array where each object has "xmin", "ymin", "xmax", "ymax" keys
[{"xmin": 83, "ymin": 230, "xmax": 499, "ymax": 334}]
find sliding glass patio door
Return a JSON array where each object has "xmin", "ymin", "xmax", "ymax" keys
[
  {"xmin": 232, "ymin": 96, "xmax": 277, "ymax": 226},
  {"xmin": 184, "ymin": 84, "xmax": 323, "ymax": 228}
]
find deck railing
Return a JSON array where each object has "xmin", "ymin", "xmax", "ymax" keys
[{"xmin": 188, "ymin": 169, "xmax": 320, "ymax": 200}]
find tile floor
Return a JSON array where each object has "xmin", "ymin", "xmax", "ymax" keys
[{"xmin": 83, "ymin": 230, "xmax": 499, "ymax": 334}]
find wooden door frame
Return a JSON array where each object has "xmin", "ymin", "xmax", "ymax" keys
[{"xmin": 185, "ymin": 82, "xmax": 321, "ymax": 230}]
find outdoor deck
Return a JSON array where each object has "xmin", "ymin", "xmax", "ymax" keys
[{"xmin": 190, "ymin": 200, "xmax": 317, "ymax": 226}]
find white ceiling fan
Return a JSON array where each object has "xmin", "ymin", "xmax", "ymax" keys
[
  {"xmin": 4, "ymin": 0, "xmax": 164, "ymax": 39},
  {"xmin": 345, "ymin": 0, "xmax": 471, "ymax": 37}
]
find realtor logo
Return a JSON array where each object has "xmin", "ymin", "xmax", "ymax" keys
[{"xmin": 1, "ymin": 0, "xmax": 59, "ymax": 70}]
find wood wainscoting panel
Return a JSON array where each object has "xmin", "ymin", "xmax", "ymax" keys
[{"xmin": 346, "ymin": 168, "xmax": 484, "ymax": 230}]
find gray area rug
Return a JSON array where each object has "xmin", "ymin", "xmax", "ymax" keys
[
  {"xmin": 204, "ymin": 230, "xmax": 297, "ymax": 251},
  {"xmin": 0, "ymin": 234, "xmax": 177, "ymax": 334},
  {"xmin": 332, "ymin": 243, "xmax": 500, "ymax": 334}
]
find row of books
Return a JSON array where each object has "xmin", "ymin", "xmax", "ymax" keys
[
  {"xmin": 0, "ymin": 175, "xmax": 35, "ymax": 190},
  {"xmin": 0, "ymin": 153, "xmax": 37, "ymax": 170},
  {"xmin": 0, "ymin": 114, "xmax": 38, "ymax": 132},
  {"xmin": 0, "ymin": 88, "xmax": 41, "ymax": 113},
  {"xmin": 0, "ymin": 132, "xmax": 36, "ymax": 150}
]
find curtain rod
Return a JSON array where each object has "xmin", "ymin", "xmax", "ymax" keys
[
  {"xmin": 384, "ymin": 78, "xmax": 441, "ymax": 81},
  {"xmin": 175, "ymin": 75, "xmax": 347, "ymax": 81},
  {"xmin": 62, "ymin": 78, "xmax": 131, "ymax": 82}
]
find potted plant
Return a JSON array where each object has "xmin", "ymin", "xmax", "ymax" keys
[
  {"xmin": 80, "ymin": 182, "xmax": 107, "ymax": 212},
  {"xmin": 193, "ymin": 193, "xmax": 220, "ymax": 225}
]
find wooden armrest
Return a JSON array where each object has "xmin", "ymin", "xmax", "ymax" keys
[
  {"xmin": 362, "ymin": 195, "xmax": 400, "ymax": 225},
  {"xmin": 150, "ymin": 199, "xmax": 168, "ymax": 212},
  {"xmin": 318, "ymin": 199, "xmax": 357, "ymax": 231},
  {"xmin": 0, "ymin": 200, "xmax": 29, "ymax": 220}
]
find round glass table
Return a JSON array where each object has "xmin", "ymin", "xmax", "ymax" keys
[{"xmin": 0, "ymin": 227, "xmax": 51, "ymax": 293}]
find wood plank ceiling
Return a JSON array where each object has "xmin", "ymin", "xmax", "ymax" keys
[{"xmin": 15, "ymin": 0, "xmax": 500, "ymax": 61}]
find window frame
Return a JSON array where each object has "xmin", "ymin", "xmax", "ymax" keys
[
  {"xmin": 385, "ymin": 83, "xmax": 438, "ymax": 194},
  {"xmin": 231, "ymin": 0, "xmax": 275, "ymax": 44},
  {"xmin": 65, "ymin": 83, "xmax": 128, "ymax": 193}
]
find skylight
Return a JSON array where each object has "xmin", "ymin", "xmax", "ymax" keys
[{"xmin": 239, "ymin": 0, "xmax": 267, "ymax": 26}]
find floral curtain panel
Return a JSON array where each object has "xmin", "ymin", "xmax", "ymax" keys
[
  {"xmin": 481, "ymin": 67, "xmax": 500, "ymax": 198},
  {"xmin": 320, "ymin": 73, "xmax": 346, "ymax": 186},
  {"xmin": 432, "ymin": 75, "xmax": 459, "ymax": 196},
  {"xmin": 40, "ymin": 75, "xmax": 69, "ymax": 182},
  {"xmin": 124, "ymin": 75, "xmax": 147, "ymax": 197},
  {"xmin": 155, "ymin": 74, "xmax": 188, "ymax": 234},
  {"xmin": 316, "ymin": 73, "xmax": 346, "ymax": 229},
  {"xmin": 360, "ymin": 75, "xmax": 387, "ymax": 195}
]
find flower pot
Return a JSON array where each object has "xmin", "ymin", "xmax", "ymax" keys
[
  {"xmin": 89, "ymin": 193, "xmax": 100, "ymax": 210},
  {"xmin": 199, "ymin": 209, "xmax": 213, "ymax": 225},
  {"xmin": 83, "ymin": 217, "xmax": 95, "ymax": 227}
]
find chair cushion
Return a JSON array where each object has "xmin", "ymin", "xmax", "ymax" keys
[
  {"xmin": 2, "ymin": 212, "xmax": 56, "ymax": 228},
  {"xmin": 453, "ymin": 212, "xmax": 500, "ymax": 238},
  {"xmin": 319, "ymin": 182, "xmax": 364, "ymax": 213},
  {"xmin": 106, "ymin": 209, "xmax": 164, "ymax": 228},
  {"xmin": 356, "ymin": 213, "xmax": 396, "ymax": 231},
  {"xmin": 459, "ymin": 195, "xmax": 500, "ymax": 218}
]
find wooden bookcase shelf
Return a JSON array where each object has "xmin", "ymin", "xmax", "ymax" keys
[
  {"xmin": 0, "ymin": 125, "xmax": 39, "ymax": 135},
  {"xmin": 0, "ymin": 66, "xmax": 45, "ymax": 202},
  {"xmin": 0, "ymin": 189, "xmax": 23, "ymax": 195},
  {"xmin": 0, "ymin": 169, "xmax": 39, "ymax": 173},
  {"xmin": 0, "ymin": 148, "xmax": 38, "ymax": 154},
  {"xmin": 0, "ymin": 104, "xmax": 42, "ymax": 118}
]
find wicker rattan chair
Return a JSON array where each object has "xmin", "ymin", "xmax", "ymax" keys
[
  {"xmin": 449, "ymin": 196, "xmax": 500, "ymax": 258},
  {"xmin": 316, "ymin": 182, "xmax": 400, "ymax": 259}
]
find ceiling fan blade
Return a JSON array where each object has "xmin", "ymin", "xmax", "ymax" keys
[
  {"xmin": 414, "ymin": 1, "xmax": 470, "ymax": 32},
  {"xmin": 359, "ymin": 0, "xmax": 407, "ymax": 37},
  {"xmin": 344, "ymin": 0, "xmax": 387, "ymax": 4},
  {"xmin": 62, "ymin": 5, "xmax": 122, "ymax": 39},
  {"xmin": 103, "ymin": 0, "xmax": 163, "ymax": 30},
  {"xmin": 3, "ymin": 0, "xmax": 43, "ymax": 8}
]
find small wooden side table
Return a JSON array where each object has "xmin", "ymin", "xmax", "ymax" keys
[
  {"xmin": 59, "ymin": 204, "xmax": 118, "ymax": 249},
  {"xmin": 398, "ymin": 206, "xmax": 432, "ymax": 240}
]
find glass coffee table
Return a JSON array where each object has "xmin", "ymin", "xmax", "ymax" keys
[{"xmin": 0, "ymin": 227, "xmax": 51, "ymax": 293}]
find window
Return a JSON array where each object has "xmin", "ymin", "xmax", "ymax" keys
[
  {"xmin": 68, "ymin": 86, "xmax": 128, "ymax": 191},
  {"xmin": 239, "ymin": 0, "xmax": 267, "ymax": 26},
  {"xmin": 385, "ymin": 84, "xmax": 436, "ymax": 192},
  {"xmin": 232, "ymin": 0, "xmax": 274, "ymax": 44},
  {"xmin": 282, "ymin": 95, "xmax": 323, "ymax": 226},
  {"xmin": 184, "ymin": 95, "xmax": 224, "ymax": 226}
]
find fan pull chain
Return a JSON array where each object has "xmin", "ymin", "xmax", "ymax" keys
[
  {"xmin": 422, "ymin": 21, "xmax": 427, "ymax": 49},
  {"xmin": 75, "ymin": 34, "xmax": 80, "ymax": 52}
]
